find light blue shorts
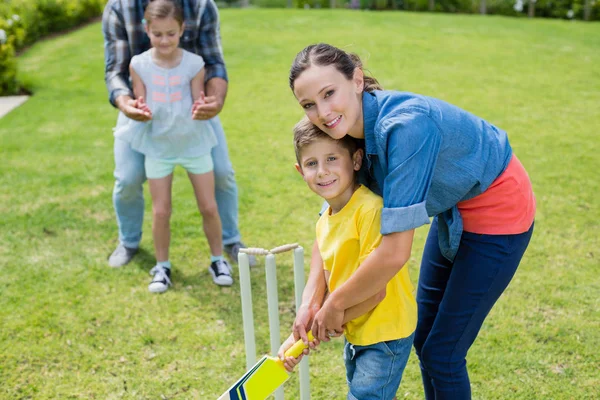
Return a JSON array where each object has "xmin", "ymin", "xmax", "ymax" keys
[
  {"xmin": 344, "ymin": 332, "xmax": 414, "ymax": 400},
  {"xmin": 145, "ymin": 154, "xmax": 213, "ymax": 179}
]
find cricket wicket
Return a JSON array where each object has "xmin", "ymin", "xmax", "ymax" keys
[{"xmin": 238, "ymin": 244, "xmax": 310, "ymax": 400}]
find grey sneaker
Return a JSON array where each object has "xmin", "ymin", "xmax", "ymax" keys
[
  {"xmin": 108, "ymin": 244, "xmax": 138, "ymax": 267},
  {"xmin": 224, "ymin": 242, "xmax": 257, "ymax": 267}
]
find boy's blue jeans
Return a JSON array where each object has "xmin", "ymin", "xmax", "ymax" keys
[
  {"xmin": 344, "ymin": 333, "xmax": 414, "ymax": 400},
  {"xmin": 414, "ymin": 217, "xmax": 534, "ymax": 400},
  {"xmin": 112, "ymin": 115, "xmax": 240, "ymax": 248}
]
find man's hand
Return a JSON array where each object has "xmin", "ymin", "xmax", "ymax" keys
[
  {"xmin": 191, "ymin": 91, "xmax": 223, "ymax": 120},
  {"xmin": 116, "ymin": 95, "xmax": 152, "ymax": 121}
]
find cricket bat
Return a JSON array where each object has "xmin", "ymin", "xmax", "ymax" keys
[{"xmin": 218, "ymin": 331, "xmax": 315, "ymax": 400}]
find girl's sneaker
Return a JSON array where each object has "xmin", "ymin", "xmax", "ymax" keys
[
  {"xmin": 149, "ymin": 265, "xmax": 172, "ymax": 293},
  {"xmin": 209, "ymin": 259, "xmax": 233, "ymax": 286}
]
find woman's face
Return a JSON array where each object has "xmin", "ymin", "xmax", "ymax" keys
[{"xmin": 293, "ymin": 64, "xmax": 364, "ymax": 139}]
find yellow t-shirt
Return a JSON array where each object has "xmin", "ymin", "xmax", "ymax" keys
[{"xmin": 316, "ymin": 185, "xmax": 417, "ymax": 346}]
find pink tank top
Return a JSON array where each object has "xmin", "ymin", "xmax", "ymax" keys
[{"xmin": 457, "ymin": 155, "xmax": 536, "ymax": 234}]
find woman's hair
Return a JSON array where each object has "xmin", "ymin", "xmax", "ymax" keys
[
  {"xmin": 293, "ymin": 116, "xmax": 361, "ymax": 165},
  {"xmin": 144, "ymin": 0, "xmax": 184, "ymax": 26},
  {"xmin": 289, "ymin": 43, "xmax": 382, "ymax": 93}
]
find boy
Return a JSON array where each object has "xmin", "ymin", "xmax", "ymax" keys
[{"xmin": 279, "ymin": 117, "xmax": 417, "ymax": 400}]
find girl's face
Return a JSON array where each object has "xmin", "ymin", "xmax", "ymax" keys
[
  {"xmin": 146, "ymin": 17, "xmax": 183, "ymax": 58},
  {"xmin": 293, "ymin": 64, "xmax": 364, "ymax": 140}
]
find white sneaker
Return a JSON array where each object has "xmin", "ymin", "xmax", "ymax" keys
[
  {"xmin": 209, "ymin": 259, "xmax": 233, "ymax": 286},
  {"xmin": 148, "ymin": 266, "xmax": 172, "ymax": 293}
]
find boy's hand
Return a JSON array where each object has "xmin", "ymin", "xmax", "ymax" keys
[
  {"xmin": 277, "ymin": 333, "xmax": 319, "ymax": 373},
  {"xmin": 282, "ymin": 354, "xmax": 303, "ymax": 373}
]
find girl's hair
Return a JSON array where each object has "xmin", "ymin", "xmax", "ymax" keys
[
  {"xmin": 293, "ymin": 116, "xmax": 361, "ymax": 165},
  {"xmin": 289, "ymin": 43, "xmax": 382, "ymax": 93},
  {"xmin": 144, "ymin": 0, "xmax": 184, "ymax": 26}
]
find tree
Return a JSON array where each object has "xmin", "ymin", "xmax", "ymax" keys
[
  {"xmin": 584, "ymin": 0, "xmax": 591, "ymax": 20},
  {"xmin": 528, "ymin": 0, "xmax": 536, "ymax": 17}
]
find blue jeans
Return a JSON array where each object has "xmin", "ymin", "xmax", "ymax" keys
[
  {"xmin": 344, "ymin": 333, "xmax": 414, "ymax": 400},
  {"xmin": 112, "ymin": 114, "xmax": 240, "ymax": 248},
  {"xmin": 414, "ymin": 217, "xmax": 534, "ymax": 400}
]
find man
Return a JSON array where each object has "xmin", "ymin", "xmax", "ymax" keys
[{"xmin": 102, "ymin": 0, "xmax": 256, "ymax": 275}]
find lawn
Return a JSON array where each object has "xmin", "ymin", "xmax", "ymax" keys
[{"xmin": 0, "ymin": 9, "xmax": 599, "ymax": 399}]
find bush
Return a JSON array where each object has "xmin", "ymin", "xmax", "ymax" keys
[
  {"xmin": 251, "ymin": 0, "xmax": 290, "ymax": 7},
  {"xmin": 0, "ymin": 0, "xmax": 107, "ymax": 96},
  {"xmin": 0, "ymin": 13, "xmax": 22, "ymax": 95},
  {"xmin": 0, "ymin": 31, "xmax": 19, "ymax": 95},
  {"xmin": 292, "ymin": 0, "xmax": 600, "ymax": 19}
]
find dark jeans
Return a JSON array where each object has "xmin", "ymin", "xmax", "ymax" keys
[{"xmin": 414, "ymin": 217, "xmax": 534, "ymax": 400}]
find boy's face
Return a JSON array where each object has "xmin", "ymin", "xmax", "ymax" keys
[{"xmin": 296, "ymin": 138, "xmax": 363, "ymax": 210}]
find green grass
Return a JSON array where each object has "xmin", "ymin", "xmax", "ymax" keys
[{"xmin": 1, "ymin": 9, "xmax": 599, "ymax": 399}]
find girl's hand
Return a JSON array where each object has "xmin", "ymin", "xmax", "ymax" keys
[
  {"xmin": 192, "ymin": 91, "xmax": 223, "ymax": 120},
  {"xmin": 116, "ymin": 96, "xmax": 152, "ymax": 121},
  {"xmin": 135, "ymin": 96, "xmax": 152, "ymax": 119},
  {"xmin": 191, "ymin": 92, "xmax": 207, "ymax": 120},
  {"xmin": 311, "ymin": 298, "xmax": 344, "ymax": 342}
]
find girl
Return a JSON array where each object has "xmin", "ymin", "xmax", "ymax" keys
[
  {"xmin": 286, "ymin": 43, "xmax": 536, "ymax": 399},
  {"xmin": 114, "ymin": 0, "xmax": 233, "ymax": 292}
]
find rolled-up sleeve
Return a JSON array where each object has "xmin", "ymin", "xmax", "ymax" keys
[
  {"xmin": 103, "ymin": 4, "xmax": 133, "ymax": 107},
  {"xmin": 198, "ymin": 1, "xmax": 228, "ymax": 82},
  {"xmin": 380, "ymin": 111, "xmax": 442, "ymax": 234}
]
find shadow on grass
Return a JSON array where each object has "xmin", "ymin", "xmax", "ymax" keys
[
  {"xmin": 128, "ymin": 247, "xmax": 235, "ymax": 290},
  {"xmin": 130, "ymin": 247, "xmax": 156, "ymax": 273}
]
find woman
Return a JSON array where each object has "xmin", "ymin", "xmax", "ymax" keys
[{"xmin": 286, "ymin": 43, "xmax": 536, "ymax": 400}]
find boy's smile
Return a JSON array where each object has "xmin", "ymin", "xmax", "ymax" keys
[{"xmin": 296, "ymin": 137, "xmax": 363, "ymax": 214}]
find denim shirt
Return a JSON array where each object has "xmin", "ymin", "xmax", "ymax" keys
[{"xmin": 362, "ymin": 91, "xmax": 512, "ymax": 260}]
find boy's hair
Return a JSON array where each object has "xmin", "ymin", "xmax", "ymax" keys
[
  {"xmin": 293, "ymin": 117, "xmax": 362, "ymax": 166},
  {"xmin": 289, "ymin": 43, "xmax": 382, "ymax": 93},
  {"xmin": 144, "ymin": 0, "xmax": 184, "ymax": 26}
]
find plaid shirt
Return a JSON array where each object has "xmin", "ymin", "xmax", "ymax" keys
[{"xmin": 102, "ymin": 0, "xmax": 227, "ymax": 107}]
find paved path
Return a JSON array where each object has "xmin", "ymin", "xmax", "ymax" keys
[{"xmin": 0, "ymin": 96, "xmax": 29, "ymax": 119}]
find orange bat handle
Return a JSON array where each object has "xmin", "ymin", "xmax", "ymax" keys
[{"xmin": 283, "ymin": 331, "xmax": 315, "ymax": 359}]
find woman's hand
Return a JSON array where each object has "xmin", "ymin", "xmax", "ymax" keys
[
  {"xmin": 292, "ymin": 303, "xmax": 320, "ymax": 349},
  {"xmin": 311, "ymin": 297, "xmax": 344, "ymax": 342}
]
